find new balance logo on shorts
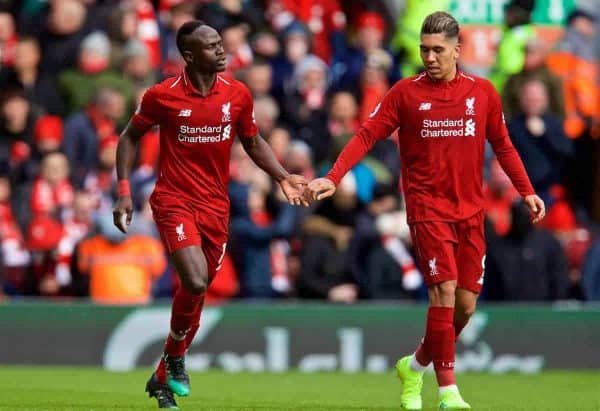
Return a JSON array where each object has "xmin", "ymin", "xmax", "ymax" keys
[
  {"xmin": 176, "ymin": 223, "xmax": 186, "ymax": 241},
  {"xmin": 428, "ymin": 257, "xmax": 438, "ymax": 276}
]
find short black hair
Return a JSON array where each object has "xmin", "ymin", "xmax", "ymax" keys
[
  {"xmin": 421, "ymin": 11, "xmax": 460, "ymax": 39},
  {"xmin": 176, "ymin": 20, "xmax": 206, "ymax": 55}
]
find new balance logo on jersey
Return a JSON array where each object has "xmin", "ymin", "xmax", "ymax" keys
[
  {"xmin": 419, "ymin": 102, "xmax": 432, "ymax": 111},
  {"xmin": 178, "ymin": 109, "xmax": 192, "ymax": 117},
  {"xmin": 222, "ymin": 102, "xmax": 231, "ymax": 122},
  {"xmin": 176, "ymin": 223, "xmax": 186, "ymax": 241},
  {"xmin": 465, "ymin": 97, "xmax": 475, "ymax": 115},
  {"xmin": 428, "ymin": 257, "xmax": 438, "ymax": 276},
  {"xmin": 465, "ymin": 119, "xmax": 476, "ymax": 136}
]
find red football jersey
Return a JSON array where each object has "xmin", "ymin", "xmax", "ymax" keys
[
  {"xmin": 327, "ymin": 70, "xmax": 535, "ymax": 223},
  {"xmin": 132, "ymin": 71, "xmax": 258, "ymax": 216}
]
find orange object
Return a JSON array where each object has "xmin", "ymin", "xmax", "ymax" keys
[{"xmin": 78, "ymin": 235, "xmax": 166, "ymax": 304}]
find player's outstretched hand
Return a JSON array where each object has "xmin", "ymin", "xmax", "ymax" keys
[
  {"xmin": 279, "ymin": 174, "xmax": 309, "ymax": 207},
  {"xmin": 306, "ymin": 177, "xmax": 336, "ymax": 201},
  {"xmin": 524, "ymin": 194, "xmax": 546, "ymax": 224},
  {"xmin": 113, "ymin": 196, "xmax": 134, "ymax": 233}
]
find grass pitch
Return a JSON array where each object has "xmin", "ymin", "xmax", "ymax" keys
[{"xmin": 0, "ymin": 367, "xmax": 598, "ymax": 410}]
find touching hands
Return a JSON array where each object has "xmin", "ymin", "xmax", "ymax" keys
[
  {"xmin": 279, "ymin": 174, "xmax": 310, "ymax": 207},
  {"xmin": 304, "ymin": 177, "xmax": 336, "ymax": 202},
  {"xmin": 524, "ymin": 194, "xmax": 546, "ymax": 224}
]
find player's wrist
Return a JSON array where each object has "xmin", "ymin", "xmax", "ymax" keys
[
  {"xmin": 275, "ymin": 172, "xmax": 291, "ymax": 183},
  {"xmin": 117, "ymin": 179, "xmax": 131, "ymax": 197}
]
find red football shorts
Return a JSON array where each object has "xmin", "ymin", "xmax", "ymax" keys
[
  {"xmin": 150, "ymin": 193, "xmax": 228, "ymax": 278},
  {"xmin": 409, "ymin": 211, "xmax": 486, "ymax": 293}
]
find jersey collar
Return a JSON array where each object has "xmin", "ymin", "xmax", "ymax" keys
[
  {"xmin": 182, "ymin": 69, "xmax": 222, "ymax": 97},
  {"xmin": 423, "ymin": 66, "xmax": 463, "ymax": 88}
]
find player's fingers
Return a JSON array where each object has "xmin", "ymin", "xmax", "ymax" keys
[
  {"xmin": 317, "ymin": 188, "xmax": 335, "ymax": 201},
  {"xmin": 126, "ymin": 209, "xmax": 133, "ymax": 225},
  {"xmin": 113, "ymin": 211, "xmax": 127, "ymax": 233}
]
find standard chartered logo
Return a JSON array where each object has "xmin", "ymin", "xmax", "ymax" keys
[
  {"xmin": 177, "ymin": 124, "xmax": 233, "ymax": 143},
  {"xmin": 465, "ymin": 119, "xmax": 476, "ymax": 136},
  {"xmin": 421, "ymin": 118, "xmax": 476, "ymax": 138}
]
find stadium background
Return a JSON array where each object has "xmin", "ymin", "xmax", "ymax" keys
[{"xmin": 0, "ymin": 0, "xmax": 599, "ymax": 393}]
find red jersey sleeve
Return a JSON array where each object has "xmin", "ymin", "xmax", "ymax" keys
[
  {"xmin": 237, "ymin": 85, "xmax": 258, "ymax": 139},
  {"xmin": 131, "ymin": 85, "xmax": 162, "ymax": 133},
  {"xmin": 485, "ymin": 81, "xmax": 535, "ymax": 197},
  {"xmin": 326, "ymin": 83, "xmax": 402, "ymax": 185}
]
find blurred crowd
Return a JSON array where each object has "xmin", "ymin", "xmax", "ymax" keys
[{"xmin": 0, "ymin": 0, "xmax": 600, "ymax": 304}]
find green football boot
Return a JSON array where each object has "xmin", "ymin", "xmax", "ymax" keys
[
  {"xmin": 164, "ymin": 354, "xmax": 191, "ymax": 397},
  {"xmin": 395, "ymin": 356, "xmax": 424, "ymax": 410},
  {"xmin": 439, "ymin": 387, "xmax": 471, "ymax": 410}
]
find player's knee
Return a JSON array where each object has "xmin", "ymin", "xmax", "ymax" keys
[
  {"xmin": 457, "ymin": 304, "xmax": 476, "ymax": 319},
  {"xmin": 185, "ymin": 276, "xmax": 208, "ymax": 295}
]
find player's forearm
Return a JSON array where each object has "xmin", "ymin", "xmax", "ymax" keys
[
  {"xmin": 116, "ymin": 124, "xmax": 143, "ymax": 182},
  {"xmin": 491, "ymin": 141, "xmax": 535, "ymax": 197},
  {"xmin": 242, "ymin": 135, "xmax": 289, "ymax": 182},
  {"xmin": 326, "ymin": 129, "xmax": 377, "ymax": 185}
]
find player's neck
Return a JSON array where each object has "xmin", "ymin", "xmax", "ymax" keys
[
  {"xmin": 185, "ymin": 67, "xmax": 217, "ymax": 96},
  {"xmin": 428, "ymin": 66, "xmax": 458, "ymax": 83}
]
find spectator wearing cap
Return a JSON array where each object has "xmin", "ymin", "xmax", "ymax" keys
[
  {"xmin": 121, "ymin": 39, "xmax": 157, "ymax": 89},
  {"xmin": 0, "ymin": 36, "xmax": 63, "ymax": 115},
  {"xmin": 270, "ymin": 21, "xmax": 312, "ymax": 105},
  {"xmin": 281, "ymin": 54, "xmax": 330, "ymax": 164},
  {"xmin": 489, "ymin": 0, "xmax": 536, "ymax": 92},
  {"xmin": 334, "ymin": 11, "xmax": 387, "ymax": 93},
  {"xmin": 58, "ymin": 31, "xmax": 134, "ymax": 115}
]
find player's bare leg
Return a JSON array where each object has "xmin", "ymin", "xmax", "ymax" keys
[
  {"xmin": 454, "ymin": 288, "xmax": 478, "ymax": 340},
  {"xmin": 150, "ymin": 246, "xmax": 209, "ymax": 404}
]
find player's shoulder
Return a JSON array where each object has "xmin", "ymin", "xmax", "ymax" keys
[
  {"xmin": 218, "ymin": 74, "xmax": 251, "ymax": 94},
  {"xmin": 463, "ymin": 72, "xmax": 496, "ymax": 94}
]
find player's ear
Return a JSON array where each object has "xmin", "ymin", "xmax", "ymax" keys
[
  {"xmin": 453, "ymin": 40, "xmax": 461, "ymax": 60},
  {"xmin": 182, "ymin": 49, "xmax": 194, "ymax": 65}
]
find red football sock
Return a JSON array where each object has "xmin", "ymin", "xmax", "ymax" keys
[
  {"xmin": 184, "ymin": 295, "xmax": 205, "ymax": 350},
  {"xmin": 155, "ymin": 287, "xmax": 205, "ymax": 382},
  {"xmin": 424, "ymin": 306, "xmax": 456, "ymax": 387}
]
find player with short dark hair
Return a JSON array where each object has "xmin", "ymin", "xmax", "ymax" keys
[
  {"xmin": 306, "ymin": 11, "xmax": 545, "ymax": 410},
  {"xmin": 113, "ymin": 20, "xmax": 307, "ymax": 409}
]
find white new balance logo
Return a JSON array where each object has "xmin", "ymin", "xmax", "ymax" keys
[
  {"xmin": 419, "ymin": 102, "xmax": 431, "ymax": 111},
  {"xmin": 178, "ymin": 109, "xmax": 192, "ymax": 117},
  {"xmin": 176, "ymin": 223, "xmax": 186, "ymax": 241},
  {"xmin": 428, "ymin": 257, "xmax": 439, "ymax": 276}
]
